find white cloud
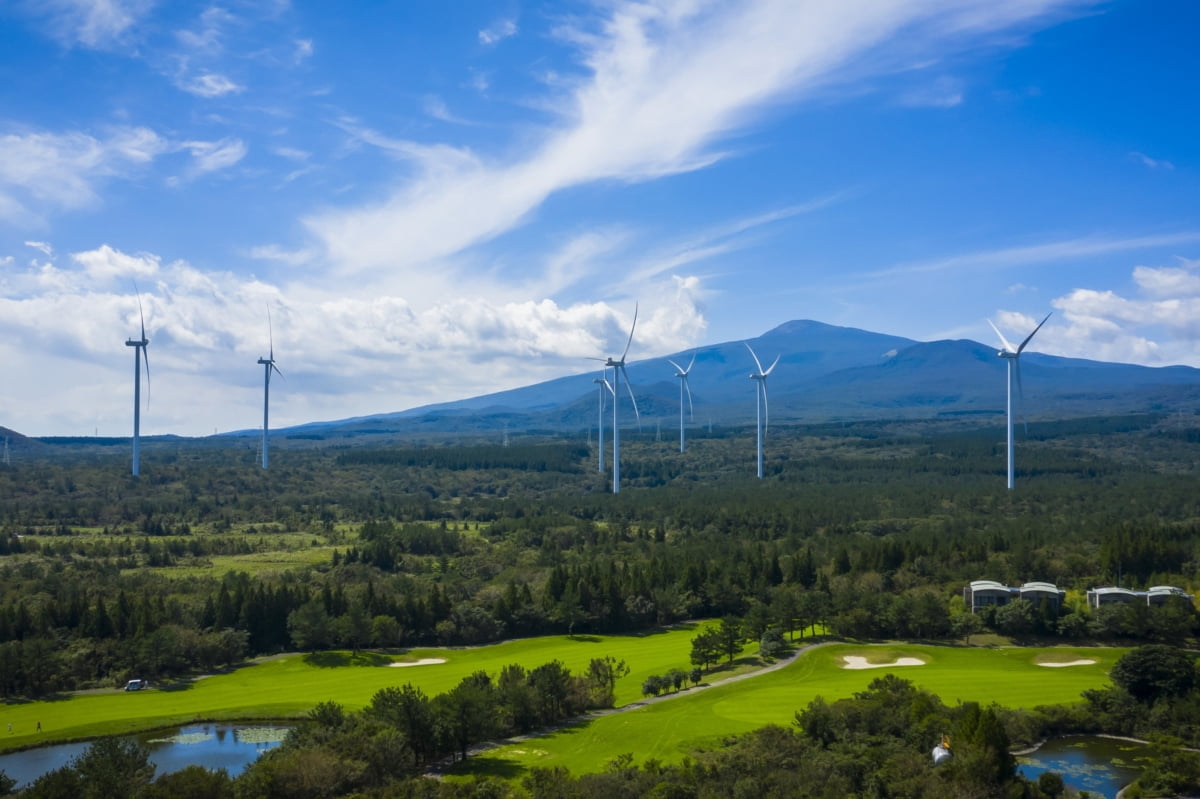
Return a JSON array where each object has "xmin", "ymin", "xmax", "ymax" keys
[
  {"xmin": 1130, "ymin": 151, "xmax": 1174, "ymax": 170},
  {"xmin": 309, "ymin": 0, "xmax": 1101, "ymax": 276},
  {"xmin": 29, "ymin": 0, "xmax": 153, "ymax": 49},
  {"xmin": 72, "ymin": 243, "xmax": 160, "ymax": 281},
  {"xmin": 272, "ymin": 146, "xmax": 310, "ymax": 161},
  {"xmin": 1046, "ymin": 256, "xmax": 1200, "ymax": 366},
  {"xmin": 180, "ymin": 137, "xmax": 247, "ymax": 174},
  {"xmin": 293, "ymin": 38, "xmax": 313, "ymax": 62},
  {"xmin": 181, "ymin": 72, "xmax": 244, "ymax": 97},
  {"xmin": 0, "ymin": 126, "xmax": 168, "ymax": 218},
  {"xmin": 898, "ymin": 75, "xmax": 965, "ymax": 108},
  {"xmin": 24, "ymin": 241, "xmax": 54, "ymax": 257},
  {"xmin": 479, "ymin": 18, "xmax": 518, "ymax": 45},
  {"xmin": 876, "ymin": 232, "xmax": 1200, "ymax": 277},
  {"xmin": 0, "ymin": 244, "xmax": 707, "ymax": 435},
  {"xmin": 246, "ymin": 244, "xmax": 314, "ymax": 266}
]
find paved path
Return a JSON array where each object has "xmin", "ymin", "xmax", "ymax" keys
[{"xmin": 426, "ymin": 638, "xmax": 831, "ymax": 775}]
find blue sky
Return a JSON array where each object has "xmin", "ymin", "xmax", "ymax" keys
[{"xmin": 1, "ymin": 0, "xmax": 1198, "ymax": 436}]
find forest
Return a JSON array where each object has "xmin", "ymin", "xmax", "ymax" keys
[{"xmin": 3, "ymin": 412, "xmax": 1200, "ymax": 794}]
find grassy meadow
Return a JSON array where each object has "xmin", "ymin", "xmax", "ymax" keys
[{"xmin": 453, "ymin": 642, "xmax": 1124, "ymax": 779}]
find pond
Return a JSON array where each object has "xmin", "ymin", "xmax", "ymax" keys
[
  {"xmin": 1017, "ymin": 735, "xmax": 1153, "ymax": 799},
  {"xmin": 0, "ymin": 722, "xmax": 292, "ymax": 789}
]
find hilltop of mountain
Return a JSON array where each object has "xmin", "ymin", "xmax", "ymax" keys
[{"xmin": 271, "ymin": 320, "xmax": 1200, "ymax": 438}]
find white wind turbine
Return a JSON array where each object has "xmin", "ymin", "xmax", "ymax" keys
[
  {"xmin": 745, "ymin": 342, "xmax": 780, "ymax": 479},
  {"xmin": 125, "ymin": 289, "xmax": 151, "ymax": 477},
  {"xmin": 988, "ymin": 312, "xmax": 1051, "ymax": 491},
  {"xmin": 257, "ymin": 308, "xmax": 284, "ymax": 470},
  {"xmin": 667, "ymin": 354, "xmax": 696, "ymax": 453},
  {"xmin": 592, "ymin": 368, "xmax": 614, "ymax": 473},
  {"xmin": 595, "ymin": 305, "xmax": 640, "ymax": 494}
]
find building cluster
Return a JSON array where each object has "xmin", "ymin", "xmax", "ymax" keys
[{"xmin": 963, "ymin": 580, "xmax": 1193, "ymax": 614}]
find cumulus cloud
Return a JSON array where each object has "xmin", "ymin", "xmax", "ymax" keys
[
  {"xmin": 72, "ymin": 244, "xmax": 160, "ymax": 281},
  {"xmin": 1048, "ymin": 256, "xmax": 1200, "ymax": 366},
  {"xmin": 309, "ymin": 0, "xmax": 1102, "ymax": 276},
  {"xmin": 0, "ymin": 243, "xmax": 707, "ymax": 435}
]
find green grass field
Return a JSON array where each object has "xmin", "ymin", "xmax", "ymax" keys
[
  {"xmin": 0, "ymin": 624, "xmax": 712, "ymax": 752},
  {"xmin": 452, "ymin": 642, "xmax": 1124, "ymax": 779}
]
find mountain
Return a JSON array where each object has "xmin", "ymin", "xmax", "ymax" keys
[{"xmin": 276, "ymin": 320, "xmax": 1200, "ymax": 438}]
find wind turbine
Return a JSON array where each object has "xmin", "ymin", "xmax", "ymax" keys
[
  {"xmin": 667, "ymin": 354, "xmax": 695, "ymax": 453},
  {"xmin": 125, "ymin": 289, "xmax": 150, "ymax": 477},
  {"xmin": 257, "ymin": 308, "xmax": 284, "ymax": 470},
  {"xmin": 745, "ymin": 342, "xmax": 780, "ymax": 479},
  {"xmin": 599, "ymin": 305, "xmax": 640, "ymax": 494},
  {"xmin": 592, "ymin": 368, "xmax": 614, "ymax": 473},
  {"xmin": 988, "ymin": 312, "xmax": 1051, "ymax": 490}
]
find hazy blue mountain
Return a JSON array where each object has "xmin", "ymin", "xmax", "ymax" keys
[{"xmin": 267, "ymin": 320, "xmax": 1200, "ymax": 438}]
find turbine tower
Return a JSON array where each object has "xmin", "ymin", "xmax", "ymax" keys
[
  {"xmin": 599, "ymin": 305, "xmax": 640, "ymax": 494},
  {"xmin": 667, "ymin": 354, "xmax": 696, "ymax": 453},
  {"xmin": 125, "ymin": 291, "xmax": 150, "ymax": 477},
  {"xmin": 257, "ymin": 308, "xmax": 284, "ymax": 470},
  {"xmin": 592, "ymin": 368, "xmax": 614, "ymax": 473},
  {"xmin": 745, "ymin": 342, "xmax": 780, "ymax": 479},
  {"xmin": 988, "ymin": 312, "xmax": 1051, "ymax": 490}
]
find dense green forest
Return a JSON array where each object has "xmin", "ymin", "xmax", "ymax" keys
[
  {"xmin": 5, "ymin": 413, "xmax": 1200, "ymax": 795},
  {"xmin": 3, "ymin": 414, "xmax": 1200, "ymax": 697}
]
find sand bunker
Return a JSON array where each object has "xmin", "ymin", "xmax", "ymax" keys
[
  {"xmin": 841, "ymin": 655, "xmax": 925, "ymax": 670},
  {"xmin": 388, "ymin": 658, "xmax": 447, "ymax": 668},
  {"xmin": 1037, "ymin": 659, "xmax": 1095, "ymax": 668}
]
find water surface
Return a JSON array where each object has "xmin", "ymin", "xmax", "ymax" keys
[
  {"xmin": 1017, "ymin": 735, "xmax": 1152, "ymax": 799},
  {"xmin": 0, "ymin": 722, "xmax": 290, "ymax": 789}
]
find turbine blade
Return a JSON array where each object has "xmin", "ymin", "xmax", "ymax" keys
[
  {"xmin": 987, "ymin": 319, "xmax": 1017, "ymax": 353},
  {"xmin": 744, "ymin": 342, "xmax": 765, "ymax": 374},
  {"xmin": 683, "ymin": 376, "xmax": 694, "ymax": 419},
  {"xmin": 620, "ymin": 303, "xmax": 638, "ymax": 362},
  {"xmin": 667, "ymin": 358, "xmax": 684, "ymax": 373},
  {"xmin": 1017, "ymin": 311, "xmax": 1052, "ymax": 354},
  {"xmin": 1015, "ymin": 358, "xmax": 1028, "ymax": 434},
  {"xmin": 272, "ymin": 363, "xmax": 285, "ymax": 382},
  {"xmin": 762, "ymin": 380, "xmax": 770, "ymax": 432},
  {"xmin": 603, "ymin": 379, "xmax": 615, "ymax": 397},
  {"xmin": 685, "ymin": 353, "xmax": 696, "ymax": 374},
  {"xmin": 134, "ymin": 283, "xmax": 147, "ymax": 341},
  {"xmin": 142, "ymin": 347, "xmax": 151, "ymax": 410},
  {"xmin": 621, "ymin": 365, "xmax": 640, "ymax": 425},
  {"xmin": 764, "ymin": 354, "xmax": 781, "ymax": 376},
  {"xmin": 267, "ymin": 305, "xmax": 274, "ymax": 360}
]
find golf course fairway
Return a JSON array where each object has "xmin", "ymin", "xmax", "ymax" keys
[
  {"xmin": 0, "ymin": 624, "xmax": 714, "ymax": 753},
  {"xmin": 453, "ymin": 642, "xmax": 1123, "ymax": 779}
]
